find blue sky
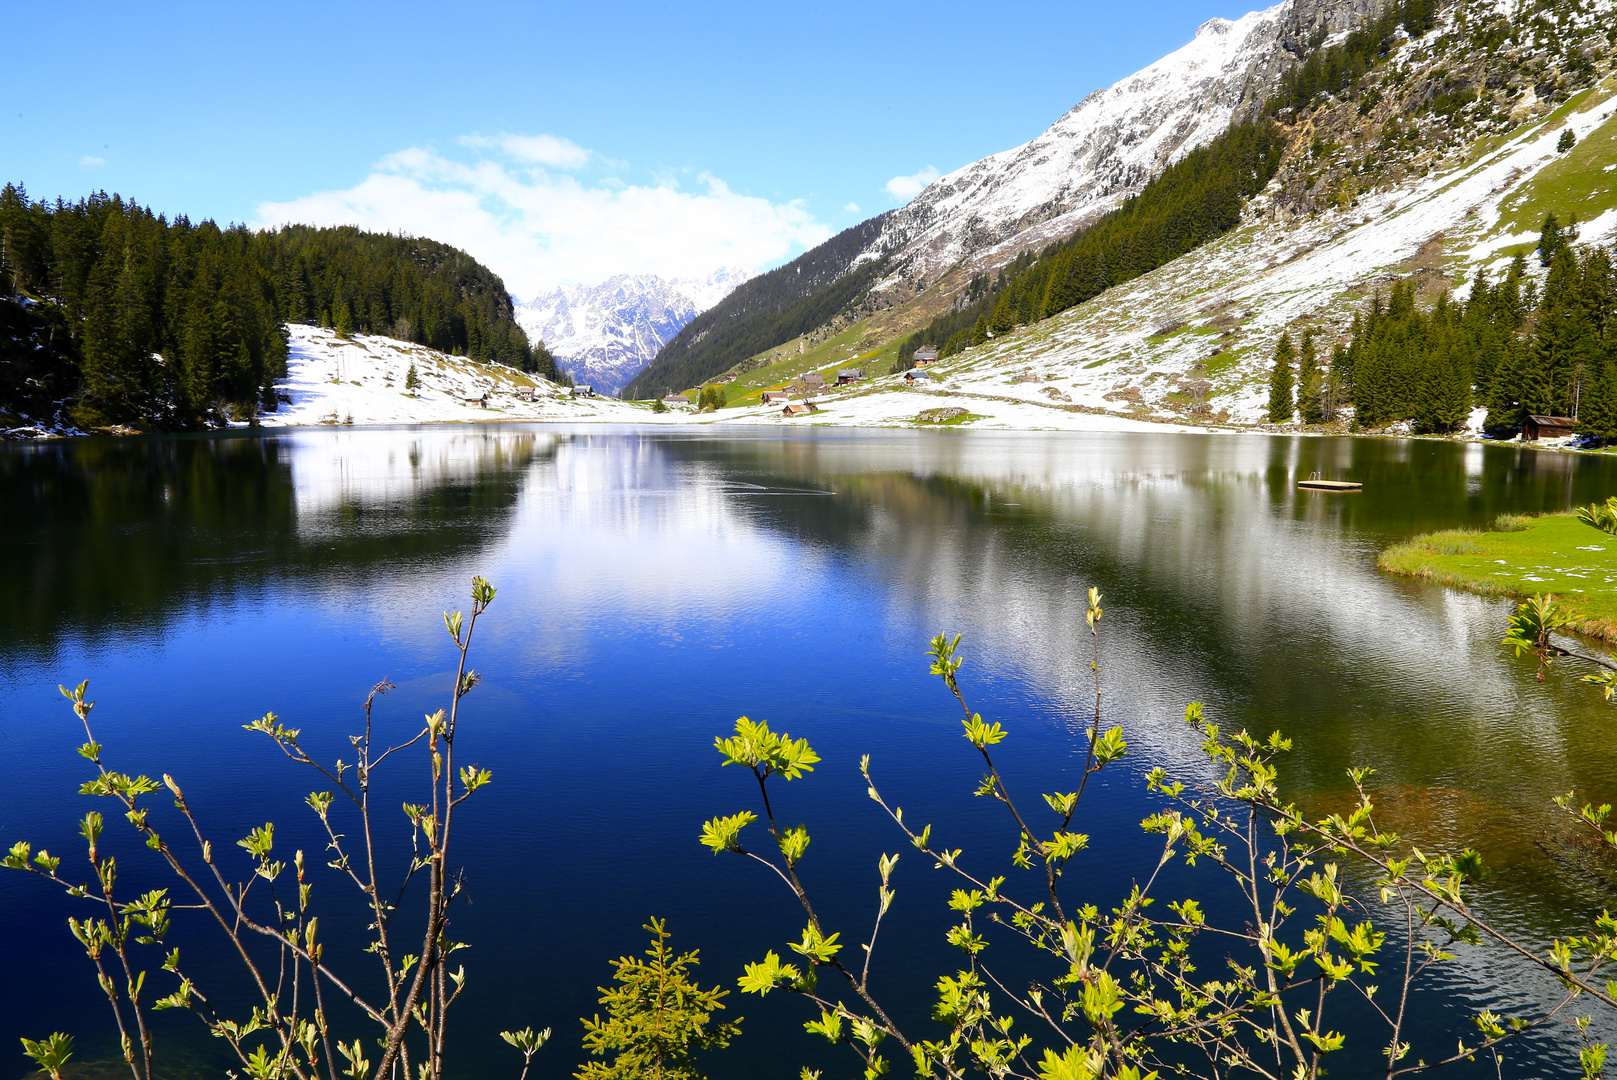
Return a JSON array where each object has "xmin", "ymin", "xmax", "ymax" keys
[{"xmin": 6, "ymin": 0, "xmax": 1259, "ymax": 296}]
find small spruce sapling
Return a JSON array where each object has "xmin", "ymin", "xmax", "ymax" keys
[
  {"xmin": 406, "ymin": 361, "xmax": 421, "ymax": 392},
  {"xmin": 578, "ymin": 919, "xmax": 740, "ymax": 1080},
  {"xmin": 1558, "ymin": 128, "xmax": 1577, "ymax": 153}
]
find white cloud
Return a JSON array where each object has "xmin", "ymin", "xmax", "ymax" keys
[
  {"xmin": 457, "ymin": 133, "xmax": 590, "ymax": 169},
  {"xmin": 884, "ymin": 166, "xmax": 939, "ymax": 201},
  {"xmin": 843, "ymin": 202, "xmax": 861, "ymax": 214},
  {"xmin": 253, "ymin": 136, "xmax": 832, "ymax": 298},
  {"xmin": 80, "ymin": 156, "xmax": 106, "ymax": 167}
]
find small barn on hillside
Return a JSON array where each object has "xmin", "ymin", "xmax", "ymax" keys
[
  {"xmin": 571, "ymin": 385, "xmax": 595, "ymax": 397},
  {"xmin": 912, "ymin": 346, "xmax": 938, "ymax": 366},
  {"xmin": 761, "ymin": 391, "xmax": 791, "ymax": 405},
  {"xmin": 1523, "ymin": 415, "xmax": 1578, "ymax": 441},
  {"xmin": 904, "ymin": 369, "xmax": 934, "ymax": 385},
  {"xmin": 836, "ymin": 368, "xmax": 863, "ymax": 385},
  {"xmin": 803, "ymin": 373, "xmax": 826, "ymax": 391},
  {"xmin": 782, "ymin": 403, "xmax": 818, "ymax": 417}
]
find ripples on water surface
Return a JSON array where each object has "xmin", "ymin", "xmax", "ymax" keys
[{"xmin": 3, "ymin": 426, "xmax": 1617, "ymax": 1078}]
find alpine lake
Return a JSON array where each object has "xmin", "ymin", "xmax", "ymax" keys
[{"xmin": 5, "ymin": 424, "xmax": 1617, "ymax": 1080}]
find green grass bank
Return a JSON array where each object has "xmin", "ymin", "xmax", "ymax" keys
[{"xmin": 1379, "ymin": 512, "xmax": 1617, "ymax": 641}]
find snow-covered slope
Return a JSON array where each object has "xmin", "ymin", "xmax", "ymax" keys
[
  {"xmin": 742, "ymin": 72, "xmax": 1617, "ymax": 433},
  {"xmin": 868, "ymin": 0, "xmax": 1372, "ymax": 279},
  {"xmin": 514, "ymin": 269, "xmax": 749, "ymax": 395},
  {"xmin": 267, "ymin": 325, "xmax": 643, "ymax": 426}
]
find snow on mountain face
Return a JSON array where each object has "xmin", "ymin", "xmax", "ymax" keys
[
  {"xmin": 515, "ymin": 269, "xmax": 749, "ymax": 395},
  {"xmin": 872, "ymin": 0, "xmax": 1377, "ymax": 278}
]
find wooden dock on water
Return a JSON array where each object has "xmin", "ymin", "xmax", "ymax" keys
[{"xmin": 1297, "ymin": 479, "xmax": 1362, "ymax": 491}]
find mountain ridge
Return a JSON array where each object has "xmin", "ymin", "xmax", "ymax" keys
[
  {"xmin": 630, "ymin": 0, "xmax": 1401, "ymax": 398},
  {"xmin": 514, "ymin": 268, "xmax": 748, "ymax": 395}
]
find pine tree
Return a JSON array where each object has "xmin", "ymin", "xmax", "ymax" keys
[
  {"xmin": 1413, "ymin": 312, "xmax": 1471, "ymax": 433},
  {"xmin": 405, "ymin": 361, "xmax": 420, "ymax": 392},
  {"xmin": 1483, "ymin": 337, "xmax": 1529, "ymax": 433},
  {"xmin": 334, "ymin": 299, "xmax": 353, "ymax": 338},
  {"xmin": 1538, "ymin": 213, "xmax": 1566, "ymax": 267},
  {"xmin": 577, "ymin": 920, "xmax": 739, "ymax": 1080},
  {"xmin": 1578, "ymin": 348, "xmax": 1617, "ymax": 442},
  {"xmin": 1558, "ymin": 128, "xmax": 1577, "ymax": 153},
  {"xmin": 1298, "ymin": 330, "xmax": 1324, "ymax": 423},
  {"xmin": 1323, "ymin": 342, "xmax": 1349, "ymax": 422},
  {"xmin": 1267, "ymin": 333, "xmax": 1296, "ymax": 424}
]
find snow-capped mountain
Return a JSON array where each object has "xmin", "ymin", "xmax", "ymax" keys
[
  {"xmin": 868, "ymin": 0, "xmax": 1377, "ymax": 278},
  {"xmin": 515, "ymin": 269, "xmax": 749, "ymax": 394}
]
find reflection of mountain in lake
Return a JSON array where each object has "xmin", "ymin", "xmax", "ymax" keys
[
  {"xmin": 0, "ymin": 430, "xmax": 556, "ymax": 660},
  {"xmin": 6, "ymin": 427, "xmax": 1617, "ymax": 1079},
  {"xmin": 642, "ymin": 433, "xmax": 1617, "ymax": 916}
]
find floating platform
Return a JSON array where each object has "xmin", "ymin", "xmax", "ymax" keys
[{"xmin": 1297, "ymin": 479, "xmax": 1363, "ymax": 491}]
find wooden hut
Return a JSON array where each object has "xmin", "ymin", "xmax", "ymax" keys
[{"xmin": 1523, "ymin": 415, "xmax": 1578, "ymax": 441}]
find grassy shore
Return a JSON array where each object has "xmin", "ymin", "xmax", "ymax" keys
[{"xmin": 1379, "ymin": 512, "xmax": 1617, "ymax": 640}]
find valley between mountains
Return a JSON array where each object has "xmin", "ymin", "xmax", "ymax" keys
[{"xmin": 268, "ymin": 0, "xmax": 1617, "ymax": 439}]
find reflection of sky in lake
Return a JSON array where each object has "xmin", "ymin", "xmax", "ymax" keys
[{"xmin": 3, "ymin": 425, "xmax": 1616, "ymax": 1079}]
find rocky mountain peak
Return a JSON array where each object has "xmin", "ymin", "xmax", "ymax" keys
[
  {"xmin": 865, "ymin": 0, "xmax": 1394, "ymax": 287},
  {"xmin": 514, "ymin": 268, "xmax": 749, "ymax": 394}
]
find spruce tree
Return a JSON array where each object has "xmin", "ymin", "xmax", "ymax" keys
[
  {"xmin": 405, "ymin": 361, "xmax": 421, "ymax": 392},
  {"xmin": 1267, "ymin": 332, "xmax": 1296, "ymax": 424},
  {"xmin": 1578, "ymin": 349, "xmax": 1617, "ymax": 442},
  {"xmin": 1324, "ymin": 343, "xmax": 1350, "ymax": 422},
  {"xmin": 1538, "ymin": 213, "xmax": 1565, "ymax": 266},
  {"xmin": 334, "ymin": 300, "xmax": 354, "ymax": 338},
  {"xmin": 578, "ymin": 919, "xmax": 739, "ymax": 1080},
  {"xmin": 1298, "ymin": 330, "xmax": 1325, "ymax": 423},
  {"xmin": 1483, "ymin": 338, "xmax": 1529, "ymax": 433},
  {"xmin": 1413, "ymin": 315, "xmax": 1471, "ymax": 434},
  {"xmin": 1558, "ymin": 128, "xmax": 1577, "ymax": 153}
]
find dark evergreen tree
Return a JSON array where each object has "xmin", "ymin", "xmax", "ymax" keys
[
  {"xmin": 1538, "ymin": 213, "xmax": 1567, "ymax": 266},
  {"xmin": 1323, "ymin": 342, "xmax": 1349, "ymax": 422},
  {"xmin": 1412, "ymin": 296, "xmax": 1472, "ymax": 433},
  {"xmin": 1267, "ymin": 332, "xmax": 1296, "ymax": 424},
  {"xmin": 1298, "ymin": 330, "xmax": 1325, "ymax": 423}
]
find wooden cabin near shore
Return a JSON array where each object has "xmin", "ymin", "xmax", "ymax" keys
[
  {"xmin": 761, "ymin": 391, "xmax": 791, "ymax": 405},
  {"xmin": 1522, "ymin": 414, "xmax": 1578, "ymax": 441}
]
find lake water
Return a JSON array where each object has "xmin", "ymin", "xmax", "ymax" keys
[{"xmin": 4, "ymin": 425, "xmax": 1617, "ymax": 1079}]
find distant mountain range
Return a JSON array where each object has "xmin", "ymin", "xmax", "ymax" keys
[{"xmin": 514, "ymin": 269, "xmax": 749, "ymax": 395}]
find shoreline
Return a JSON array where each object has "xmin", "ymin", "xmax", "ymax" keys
[{"xmin": 1379, "ymin": 513, "xmax": 1617, "ymax": 643}]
